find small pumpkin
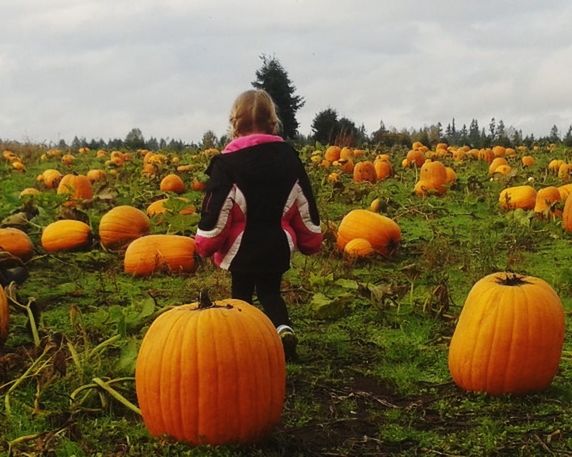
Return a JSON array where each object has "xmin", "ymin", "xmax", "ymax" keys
[
  {"xmin": 41, "ymin": 220, "xmax": 92, "ymax": 253},
  {"xmin": 135, "ymin": 292, "xmax": 285, "ymax": 445},
  {"xmin": 448, "ymin": 272, "xmax": 565, "ymax": 395},
  {"xmin": 146, "ymin": 198, "xmax": 196, "ymax": 217},
  {"xmin": 124, "ymin": 234, "xmax": 196, "ymax": 276},
  {"xmin": 99, "ymin": 205, "xmax": 151, "ymax": 251},
  {"xmin": 160, "ymin": 174, "xmax": 186, "ymax": 193},
  {"xmin": 343, "ymin": 238, "xmax": 374, "ymax": 258},
  {"xmin": 0, "ymin": 228, "xmax": 34, "ymax": 261},
  {"xmin": 336, "ymin": 209, "xmax": 401, "ymax": 257}
]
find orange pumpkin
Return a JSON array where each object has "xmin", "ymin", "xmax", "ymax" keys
[
  {"xmin": 99, "ymin": 206, "xmax": 151, "ymax": 251},
  {"xmin": 324, "ymin": 145, "xmax": 341, "ymax": 162},
  {"xmin": 160, "ymin": 174, "xmax": 186, "ymax": 193},
  {"xmin": 562, "ymin": 193, "xmax": 572, "ymax": 233},
  {"xmin": 57, "ymin": 174, "xmax": 93, "ymax": 204},
  {"xmin": 146, "ymin": 198, "xmax": 196, "ymax": 217},
  {"xmin": 448, "ymin": 272, "xmax": 565, "ymax": 395},
  {"xmin": 343, "ymin": 238, "xmax": 374, "ymax": 258},
  {"xmin": 135, "ymin": 293, "xmax": 285, "ymax": 445},
  {"xmin": 41, "ymin": 220, "xmax": 92, "ymax": 253},
  {"xmin": 86, "ymin": 169, "xmax": 107, "ymax": 183},
  {"xmin": 336, "ymin": 209, "xmax": 401, "ymax": 257},
  {"xmin": 124, "ymin": 234, "xmax": 196, "ymax": 276},
  {"xmin": 0, "ymin": 228, "xmax": 34, "ymax": 261},
  {"xmin": 40, "ymin": 169, "xmax": 63, "ymax": 189},
  {"xmin": 534, "ymin": 186, "xmax": 562, "ymax": 217},
  {"xmin": 488, "ymin": 157, "xmax": 508, "ymax": 174},
  {"xmin": 499, "ymin": 185, "xmax": 537, "ymax": 210},
  {"xmin": 521, "ymin": 155, "xmax": 535, "ymax": 167},
  {"xmin": 373, "ymin": 158, "xmax": 393, "ymax": 180},
  {"xmin": 406, "ymin": 149, "xmax": 425, "ymax": 167},
  {"xmin": 352, "ymin": 161, "xmax": 376, "ymax": 183}
]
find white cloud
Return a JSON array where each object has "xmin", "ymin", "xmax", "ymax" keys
[{"xmin": 1, "ymin": 0, "xmax": 572, "ymax": 143}]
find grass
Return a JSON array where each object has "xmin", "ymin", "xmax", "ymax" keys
[{"xmin": 0, "ymin": 144, "xmax": 571, "ymax": 456}]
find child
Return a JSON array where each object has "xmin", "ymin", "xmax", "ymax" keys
[{"xmin": 195, "ymin": 89, "xmax": 322, "ymax": 360}]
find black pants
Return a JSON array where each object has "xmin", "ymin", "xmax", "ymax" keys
[{"xmin": 231, "ymin": 271, "xmax": 290, "ymax": 328}]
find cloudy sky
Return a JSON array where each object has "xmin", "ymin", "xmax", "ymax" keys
[{"xmin": 2, "ymin": 0, "xmax": 572, "ymax": 145}]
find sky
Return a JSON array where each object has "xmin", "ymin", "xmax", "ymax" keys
[{"xmin": 1, "ymin": 0, "xmax": 572, "ymax": 145}]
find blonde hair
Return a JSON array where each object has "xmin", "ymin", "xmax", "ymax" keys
[{"xmin": 229, "ymin": 89, "xmax": 281, "ymax": 138}]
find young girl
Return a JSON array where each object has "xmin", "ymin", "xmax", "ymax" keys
[{"xmin": 195, "ymin": 89, "xmax": 322, "ymax": 360}]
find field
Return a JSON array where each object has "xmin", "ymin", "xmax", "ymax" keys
[{"xmin": 0, "ymin": 143, "xmax": 571, "ymax": 456}]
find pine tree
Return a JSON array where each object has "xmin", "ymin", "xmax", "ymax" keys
[
  {"xmin": 311, "ymin": 108, "xmax": 339, "ymax": 145},
  {"xmin": 252, "ymin": 55, "xmax": 305, "ymax": 139}
]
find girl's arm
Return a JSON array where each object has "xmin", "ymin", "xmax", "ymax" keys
[{"xmin": 195, "ymin": 158, "xmax": 234, "ymax": 257}]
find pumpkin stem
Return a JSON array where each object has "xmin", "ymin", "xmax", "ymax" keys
[
  {"xmin": 496, "ymin": 272, "xmax": 531, "ymax": 286},
  {"xmin": 198, "ymin": 289, "xmax": 213, "ymax": 309}
]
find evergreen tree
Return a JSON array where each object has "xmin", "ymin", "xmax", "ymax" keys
[
  {"xmin": 459, "ymin": 124, "xmax": 468, "ymax": 145},
  {"xmin": 311, "ymin": 108, "xmax": 339, "ymax": 144},
  {"xmin": 468, "ymin": 119, "xmax": 481, "ymax": 147},
  {"xmin": 549, "ymin": 125, "xmax": 560, "ymax": 143},
  {"xmin": 564, "ymin": 125, "xmax": 572, "ymax": 147},
  {"xmin": 252, "ymin": 55, "xmax": 305, "ymax": 139},
  {"xmin": 125, "ymin": 128, "xmax": 145, "ymax": 150}
]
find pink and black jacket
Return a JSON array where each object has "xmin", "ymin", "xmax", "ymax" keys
[{"xmin": 195, "ymin": 134, "xmax": 322, "ymax": 273}]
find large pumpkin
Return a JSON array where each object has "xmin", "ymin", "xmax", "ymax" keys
[
  {"xmin": 336, "ymin": 209, "xmax": 401, "ymax": 257},
  {"xmin": 41, "ymin": 220, "xmax": 92, "ymax": 253},
  {"xmin": 498, "ymin": 185, "xmax": 537, "ymax": 210},
  {"xmin": 448, "ymin": 272, "xmax": 565, "ymax": 395},
  {"xmin": 99, "ymin": 205, "xmax": 151, "ymax": 250},
  {"xmin": 135, "ymin": 293, "xmax": 285, "ymax": 445},
  {"xmin": 0, "ymin": 285, "xmax": 8, "ymax": 347},
  {"xmin": 0, "ymin": 228, "xmax": 34, "ymax": 261},
  {"xmin": 124, "ymin": 234, "xmax": 196, "ymax": 276}
]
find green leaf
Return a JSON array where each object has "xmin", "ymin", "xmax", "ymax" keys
[
  {"xmin": 310, "ymin": 292, "xmax": 347, "ymax": 319},
  {"xmin": 334, "ymin": 278, "xmax": 359, "ymax": 290}
]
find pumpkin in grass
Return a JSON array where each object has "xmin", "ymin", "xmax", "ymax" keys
[
  {"xmin": 336, "ymin": 209, "xmax": 400, "ymax": 257},
  {"xmin": 534, "ymin": 186, "xmax": 562, "ymax": 218},
  {"xmin": 343, "ymin": 238, "xmax": 374, "ymax": 258},
  {"xmin": 562, "ymin": 193, "xmax": 572, "ymax": 233},
  {"xmin": 146, "ymin": 198, "xmax": 196, "ymax": 217},
  {"xmin": 0, "ymin": 285, "xmax": 8, "ymax": 347},
  {"xmin": 160, "ymin": 174, "xmax": 186, "ymax": 193},
  {"xmin": 86, "ymin": 169, "xmax": 107, "ymax": 183},
  {"xmin": 99, "ymin": 205, "xmax": 150, "ymax": 250},
  {"xmin": 352, "ymin": 161, "xmax": 376, "ymax": 183},
  {"xmin": 41, "ymin": 220, "xmax": 92, "ymax": 253},
  {"xmin": 135, "ymin": 292, "xmax": 285, "ymax": 445},
  {"xmin": 373, "ymin": 158, "xmax": 392, "ymax": 180},
  {"xmin": 521, "ymin": 155, "xmax": 535, "ymax": 167},
  {"xmin": 57, "ymin": 174, "xmax": 93, "ymax": 204},
  {"xmin": 488, "ymin": 157, "xmax": 508, "ymax": 174},
  {"xmin": 499, "ymin": 185, "xmax": 536, "ymax": 210},
  {"xmin": 124, "ymin": 234, "xmax": 196, "ymax": 276},
  {"xmin": 0, "ymin": 228, "xmax": 34, "ymax": 261},
  {"xmin": 448, "ymin": 272, "xmax": 565, "ymax": 395},
  {"xmin": 40, "ymin": 169, "xmax": 63, "ymax": 189}
]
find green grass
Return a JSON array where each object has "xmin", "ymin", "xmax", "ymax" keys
[{"xmin": 0, "ymin": 144, "xmax": 571, "ymax": 456}]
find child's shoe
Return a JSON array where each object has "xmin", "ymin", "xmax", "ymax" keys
[{"xmin": 277, "ymin": 324, "xmax": 298, "ymax": 362}]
